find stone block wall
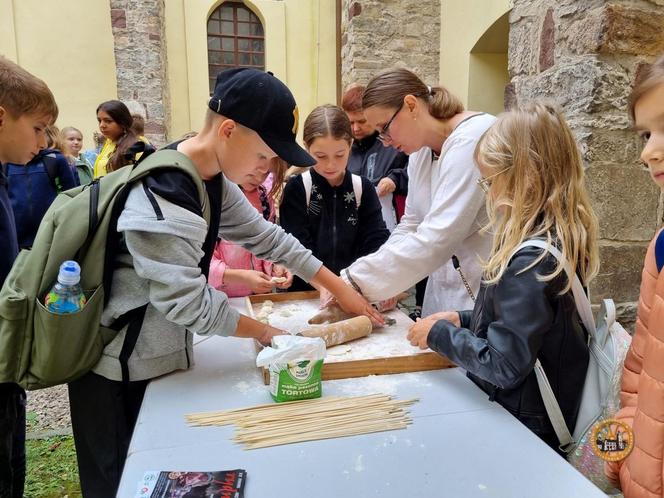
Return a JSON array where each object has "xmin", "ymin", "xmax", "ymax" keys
[
  {"xmin": 340, "ymin": 0, "xmax": 441, "ymax": 90},
  {"xmin": 110, "ymin": 0, "xmax": 170, "ymax": 146},
  {"xmin": 509, "ymin": 0, "xmax": 664, "ymax": 329}
]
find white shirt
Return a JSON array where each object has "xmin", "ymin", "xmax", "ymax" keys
[{"xmin": 344, "ymin": 113, "xmax": 495, "ymax": 315}]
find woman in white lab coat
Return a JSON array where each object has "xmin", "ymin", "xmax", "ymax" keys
[{"xmin": 341, "ymin": 68, "xmax": 495, "ymax": 315}]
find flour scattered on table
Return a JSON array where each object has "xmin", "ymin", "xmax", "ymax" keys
[
  {"xmin": 478, "ymin": 484, "xmax": 488, "ymax": 491},
  {"xmin": 328, "ymin": 345, "xmax": 352, "ymax": 356},
  {"xmin": 354, "ymin": 454, "xmax": 364, "ymax": 472},
  {"xmin": 380, "ymin": 434, "xmax": 398, "ymax": 448},
  {"xmin": 233, "ymin": 381, "xmax": 251, "ymax": 394},
  {"xmin": 333, "ymin": 372, "xmax": 429, "ymax": 396}
]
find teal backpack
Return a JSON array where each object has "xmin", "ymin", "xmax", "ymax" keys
[{"xmin": 0, "ymin": 149, "xmax": 210, "ymax": 390}]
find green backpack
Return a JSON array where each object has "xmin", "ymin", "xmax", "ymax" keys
[{"xmin": 0, "ymin": 149, "xmax": 210, "ymax": 390}]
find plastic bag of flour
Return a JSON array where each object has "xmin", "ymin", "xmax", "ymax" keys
[{"xmin": 256, "ymin": 335, "xmax": 326, "ymax": 402}]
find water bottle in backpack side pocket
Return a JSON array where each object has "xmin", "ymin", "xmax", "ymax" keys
[{"xmin": 44, "ymin": 260, "xmax": 87, "ymax": 313}]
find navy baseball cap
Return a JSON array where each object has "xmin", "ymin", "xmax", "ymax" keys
[{"xmin": 208, "ymin": 68, "xmax": 315, "ymax": 167}]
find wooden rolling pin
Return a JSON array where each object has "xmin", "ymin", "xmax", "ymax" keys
[
  {"xmin": 307, "ymin": 292, "xmax": 410, "ymax": 325},
  {"xmin": 299, "ymin": 316, "xmax": 373, "ymax": 348},
  {"xmin": 307, "ymin": 304, "xmax": 353, "ymax": 325}
]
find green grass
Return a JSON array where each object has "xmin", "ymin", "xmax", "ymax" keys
[
  {"xmin": 25, "ymin": 411, "xmax": 39, "ymax": 431},
  {"xmin": 25, "ymin": 436, "xmax": 81, "ymax": 498}
]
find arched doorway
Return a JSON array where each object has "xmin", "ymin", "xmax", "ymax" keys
[{"xmin": 467, "ymin": 11, "xmax": 510, "ymax": 116}]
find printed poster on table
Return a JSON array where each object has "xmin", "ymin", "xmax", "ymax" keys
[{"xmin": 135, "ymin": 469, "xmax": 246, "ymax": 498}]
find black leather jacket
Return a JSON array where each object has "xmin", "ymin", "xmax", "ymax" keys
[{"xmin": 427, "ymin": 246, "xmax": 589, "ymax": 450}]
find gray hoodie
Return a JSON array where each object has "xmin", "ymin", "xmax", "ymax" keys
[{"xmin": 93, "ymin": 173, "xmax": 322, "ymax": 381}]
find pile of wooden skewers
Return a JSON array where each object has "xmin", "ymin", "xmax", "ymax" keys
[{"xmin": 186, "ymin": 394, "xmax": 417, "ymax": 450}]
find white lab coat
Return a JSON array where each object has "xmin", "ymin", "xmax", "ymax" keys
[{"xmin": 343, "ymin": 113, "xmax": 495, "ymax": 316}]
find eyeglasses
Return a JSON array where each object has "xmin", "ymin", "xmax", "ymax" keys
[
  {"xmin": 477, "ymin": 168, "xmax": 507, "ymax": 193},
  {"xmin": 377, "ymin": 103, "xmax": 404, "ymax": 143}
]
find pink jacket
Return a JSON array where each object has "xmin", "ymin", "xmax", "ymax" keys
[
  {"xmin": 209, "ymin": 184, "xmax": 277, "ymax": 297},
  {"xmin": 606, "ymin": 229, "xmax": 664, "ymax": 498}
]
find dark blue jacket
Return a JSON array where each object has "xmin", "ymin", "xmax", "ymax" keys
[
  {"xmin": 6, "ymin": 149, "xmax": 78, "ymax": 249},
  {"xmin": 0, "ymin": 165, "xmax": 18, "ymax": 288},
  {"xmin": 347, "ymin": 132, "xmax": 409, "ymax": 195}
]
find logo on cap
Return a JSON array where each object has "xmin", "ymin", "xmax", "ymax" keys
[{"xmin": 292, "ymin": 105, "xmax": 299, "ymax": 135}]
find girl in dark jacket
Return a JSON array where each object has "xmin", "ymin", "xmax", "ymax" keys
[
  {"xmin": 280, "ymin": 105, "xmax": 390, "ymax": 291},
  {"xmin": 407, "ymin": 102, "xmax": 600, "ymax": 452}
]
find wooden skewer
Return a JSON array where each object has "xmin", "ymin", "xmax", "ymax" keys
[
  {"xmin": 186, "ymin": 394, "xmax": 418, "ymax": 450},
  {"xmin": 233, "ymin": 399, "xmax": 414, "ymax": 426},
  {"xmin": 242, "ymin": 421, "xmax": 412, "ymax": 450},
  {"xmin": 235, "ymin": 411, "xmax": 410, "ymax": 439},
  {"xmin": 186, "ymin": 394, "xmax": 397, "ymax": 425}
]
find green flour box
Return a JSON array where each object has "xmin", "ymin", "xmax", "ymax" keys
[{"xmin": 256, "ymin": 335, "xmax": 326, "ymax": 402}]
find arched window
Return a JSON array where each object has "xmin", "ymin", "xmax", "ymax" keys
[{"xmin": 207, "ymin": 2, "xmax": 265, "ymax": 94}]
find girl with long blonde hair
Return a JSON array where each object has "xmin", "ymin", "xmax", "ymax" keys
[
  {"xmin": 408, "ymin": 102, "xmax": 599, "ymax": 452},
  {"xmin": 479, "ymin": 103, "xmax": 599, "ymax": 290}
]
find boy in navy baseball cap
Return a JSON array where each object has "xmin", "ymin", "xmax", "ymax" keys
[
  {"xmin": 207, "ymin": 68, "xmax": 315, "ymax": 167},
  {"xmin": 67, "ymin": 68, "xmax": 382, "ymax": 497}
]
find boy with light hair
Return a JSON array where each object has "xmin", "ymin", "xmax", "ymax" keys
[{"xmin": 0, "ymin": 55, "xmax": 58, "ymax": 498}]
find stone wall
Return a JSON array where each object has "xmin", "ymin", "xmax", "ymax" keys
[
  {"xmin": 110, "ymin": 0, "xmax": 170, "ymax": 146},
  {"xmin": 509, "ymin": 0, "xmax": 664, "ymax": 329},
  {"xmin": 340, "ymin": 0, "xmax": 441, "ymax": 90}
]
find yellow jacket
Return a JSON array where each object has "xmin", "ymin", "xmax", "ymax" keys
[{"xmin": 93, "ymin": 136, "xmax": 150, "ymax": 178}]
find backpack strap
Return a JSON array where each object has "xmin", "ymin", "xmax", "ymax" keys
[
  {"xmin": 42, "ymin": 153, "xmax": 63, "ymax": 193},
  {"xmin": 512, "ymin": 240, "xmax": 596, "ymax": 335},
  {"xmin": 302, "ymin": 169, "xmax": 313, "ymax": 208},
  {"xmin": 124, "ymin": 140, "xmax": 156, "ymax": 166},
  {"xmin": 510, "ymin": 239, "xmax": 593, "ymax": 453},
  {"xmin": 131, "ymin": 149, "xmax": 210, "ymax": 225},
  {"xmin": 303, "ymin": 170, "xmax": 363, "ymax": 209},
  {"xmin": 534, "ymin": 359, "xmax": 575, "ymax": 451},
  {"xmin": 105, "ymin": 149, "xmax": 210, "ymax": 383},
  {"xmin": 108, "ymin": 304, "xmax": 148, "ymax": 385},
  {"xmin": 656, "ymin": 229, "xmax": 664, "ymax": 273},
  {"xmin": 351, "ymin": 173, "xmax": 362, "ymax": 208}
]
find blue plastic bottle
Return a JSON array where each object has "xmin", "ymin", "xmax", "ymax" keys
[{"xmin": 44, "ymin": 261, "xmax": 87, "ymax": 313}]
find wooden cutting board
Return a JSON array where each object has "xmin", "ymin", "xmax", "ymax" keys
[{"xmin": 246, "ymin": 291, "xmax": 455, "ymax": 384}]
